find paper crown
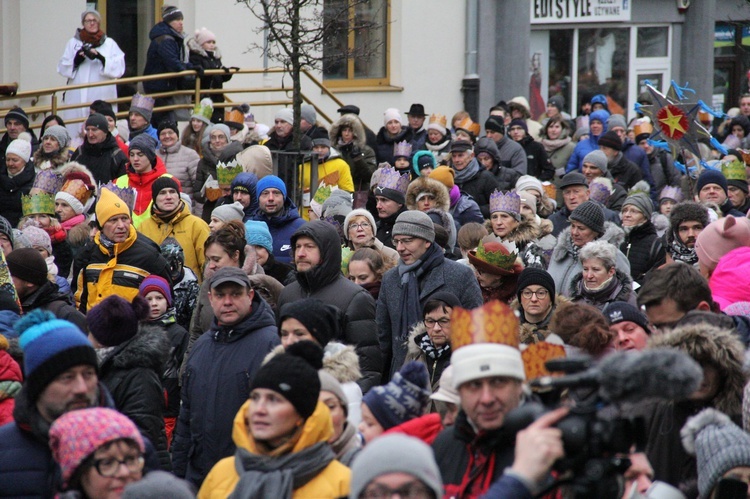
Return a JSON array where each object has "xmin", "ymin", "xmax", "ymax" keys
[
  {"xmin": 192, "ymin": 98, "xmax": 213, "ymax": 121},
  {"xmin": 225, "ymin": 108, "xmax": 245, "ymax": 125},
  {"xmin": 659, "ymin": 185, "xmax": 684, "ymax": 203},
  {"xmin": 378, "ymin": 166, "xmax": 410, "ymax": 194},
  {"xmin": 456, "ymin": 116, "xmax": 480, "ymax": 137},
  {"xmin": 522, "ymin": 342, "xmax": 567, "ymax": 381},
  {"xmin": 589, "ymin": 181, "xmax": 612, "ymax": 205},
  {"xmin": 57, "ymin": 176, "xmax": 95, "ymax": 213},
  {"xmin": 22, "ymin": 192, "xmax": 55, "ymax": 216},
  {"xmin": 131, "ymin": 93, "xmax": 155, "ymax": 112},
  {"xmin": 633, "ymin": 120, "xmax": 654, "ymax": 139},
  {"xmin": 429, "ymin": 113, "xmax": 447, "ymax": 128},
  {"xmin": 489, "ymin": 190, "xmax": 520, "ymax": 215},
  {"xmin": 216, "ymin": 159, "xmax": 243, "ymax": 185},
  {"xmin": 30, "ymin": 169, "xmax": 64, "ymax": 196},
  {"xmin": 722, "ymin": 159, "xmax": 747, "ymax": 182},
  {"xmin": 451, "ymin": 300, "xmax": 520, "ymax": 349},
  {"xmin": 312, "ymin": 184, "xmax": 332, "ymax": 205},
  {"xmin": 101, "ymin": 182, "xmax": 136, "ymax": 212},
  {"xmin": 467, "ymin": 236, "xmax": 520, "ymax": 277},
  {"xmin": 393, "ymin": 140, "xmax": 413, "ymax": 159}
]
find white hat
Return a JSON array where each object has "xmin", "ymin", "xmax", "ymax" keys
[
  {"xmin": 383, "ymin": 108, "xmax": 402, "ymax": 126},
  {"xmin": 451, "ymin": 343, "xmax": 526, "ymax": 389},
  {"xmin": 430, "ymin": 365, "xmax": 460, "ymax": 404},
  {"xmin": 6, "ymin": 132, "xmax": 32, "ymax": 163}
]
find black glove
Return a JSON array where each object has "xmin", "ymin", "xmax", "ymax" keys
[
  {"xmin": 194, "ymin": 66, "xmax": 205, "ymax": 78},
  {"xmin": 74, "ymin": 51, "xmax": 86, "ymax": 68}
]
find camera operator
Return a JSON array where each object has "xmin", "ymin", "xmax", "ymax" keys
[{"xmin": 431, "ymin": 341, "xmax": 568, "ymax": 497}]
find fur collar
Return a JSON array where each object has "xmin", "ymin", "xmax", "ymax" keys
[
  {"xmin": 100, "ymin": 324, "xmax": 169, "ymax": 374},
  {"xmin": 263, "ymin": 341, "xmax": 361, "ymax": 384},
  {"xmin": 187, "ymin": 36, "xmax": 222, "ymax": 58},
  {"xmin": 552, "ymin": 221, "xmax": 625, "ymax": 263},
  {"xmin": 405, "ymin": 322, "xmax": 428, "ymax": 359}
]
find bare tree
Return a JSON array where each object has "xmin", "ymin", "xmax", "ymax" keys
[{"xmin": 237, "ymin": 0, "xmax": 386, "ymax": 148}]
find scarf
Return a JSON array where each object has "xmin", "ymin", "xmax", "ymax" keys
[
  {"xmin": 397, "ymin": 243, "xmax": 444, "ymax": 339},
  {"xmin": 61, "ymin": 214, "xmax": 86, "ymax": 233},
  {"xmin": 583, "ymin": 274, "xmax": 615, "ymax": 292},
  {"xmin": 361, "ymin": 280, "xmax": 381, "ymax": 301},
  {"xmin": 330, "ymin": 422, "xmax": 359, "ymax": 461},
  {"xmin": 452, "ymin": 158, "xmax": 481, "ymax": 185},
  {"xmin": 99, "ymin": 232, "xmax": 116, "ymax": 251},
  {"xmin": 78, "ymin": 28, "xmax": 105, "ymax": 47},
  {"xmin": 152, "ymin": 200, "xmax": 184, "ymax": 223},
  {"xmin": 540, "ymin": 136, "xmax": 571, "ymax": 154},
  {"xmin": 416, "ymin": 331, "xmax": 451, "ymax": 360},
  {"xmin": 151, "ymin": 308, "xmax": 177, "ymax": 326},
  {"xmin": 668, "ymin": 234, "xmax": 699, "ymax": 265},
  {"xmin": 228, "ymin": 442, "xmax": 335, "ymax": 499}
]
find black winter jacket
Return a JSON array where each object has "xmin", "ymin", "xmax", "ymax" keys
[
  {"xmin": 262, "ymin": 131, "xmax": 314, "ymax": 189},
  {"xmin": 143, "ymin": 22, "xmax": 194, "ymax": 93},
  {"xmin": 374, "ymin": 126, "xmax": 414, "ymax": 165},
  {"xmin": 608, "ymin": 152, "xmax": 643, "ymax": 190},
  {"xmin": 0, "ymin": 161, "xmax": 34, "ymax": 227},
  {"xmin": 621, "ymin": 221, "xmax": 666, "ymax": 285},
  {"xmin": 20, "ymin": 281, "xmax": 87, "ymax": 332},
  {"xmin": 518, "ymin": 135, "xmax": 554, "ymax": 181},
  {"xmin": 454, "ymin": 159, "xmax": 501, "ymax": 218},
  {"xmin": 278, "ymin": 221, "xmax": 382, "ymax": 392},
  {"xmin": 99, "ymin": 324, "xmax": 171, "ymax": 471},
  {"xmin": 187, "ymin": 38, "xmax": 231, "ymax": 121},
  {"xmin": 71, "ymin": 134, "xmax": 127, "ymax": 185},
  {"xmin": 376, "ymin": 205, "xmax": 407, "ymax": 250},
  {"xmin": 488, "ymin": 163, "xmax": 522, "ymax": 191},
  {"xmin": 172, "ymin": 295, "xmax": 280, "ymax": 487}
]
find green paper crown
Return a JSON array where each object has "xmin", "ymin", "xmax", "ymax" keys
[
  {"xmin": 216, "ymin": 159, "xmax": 243, "ymax": 186},
  {"xmin": 313, "ymin": 185, "xmax": 332, "ymax": 205},
  {"xmin": 22, "ymin": 193, "xmax": 55, "ymax": 216},
  {"xmin": 722, "ymin": 159, "xmax": 747, "ymax": 182},
  {"xmin": 476, "ymin": 239, "xmax": 518, "ymax": 270}
]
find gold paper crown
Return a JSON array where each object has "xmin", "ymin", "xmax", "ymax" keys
[
  {"xmin": 60, "ymin": 178, "xmax": 94, "ymax": 205},
  {"xmin": 450, "ymin": 300, "xmax": 520, "ymax": 350},
  {"xmin": 522, "ymin": 342, "xmax": 566, "ymax": 381},
  {"xmin": 22, "ymin": 192, "xmax": 55, "ymax": 216},
  {"xmin": 429, "ymin": 113, "xmax": 447, "ymax": 128},
  {"xmin": 722, "ymin": 159, "xmax": 748, "ymax": 182},
  {"xmin": 633, "ymin": 120, "xmax": 653, "ymax": 138},
  {"xmin": 456, "ymin": 117, "xmax": 480, "ymax": 137},
  {"xmin": 216, "ymin": 159, "xmax": 243, "ymax": 185},
  {"xmin": 225, "ymin": 108, "xmax": 245, "ymax": 126}
]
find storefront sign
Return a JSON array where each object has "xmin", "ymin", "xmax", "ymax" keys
[{"xmin": 531, "ymin": 0, "xmax": 631, "ymax": 24}]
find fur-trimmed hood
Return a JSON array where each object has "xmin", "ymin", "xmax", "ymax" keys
[
  {"xmin": 100, "ymin": 324, "xmax": 170, "ymax": 374},
  {"xmin": 329, "ymin": 113, "xmax": 367, "ymax": 149},
  {"xmin": 263, "ymin": 341, "xmax": 361, "ymax": 384},
  {"xmin": 648, "ymin": 323, "xmax": 746, "ymax": 416},
  {"xmin": 484, "ymin": 216, "xmax": 541, "ymax": 246},
  {"xmin": 186, "ymin": 36, "xmax": 223, "ymax": 58},
  {"xmin": 552, "ymin": 221, "xmax": 625, "ymax": 263},
  {"xmin": 406, "ymin": 176, "xmax": 450, "ymax": 212},
  {"xmin": 405, "ymin": 321, "xmax": 428, "ymax": 359}
]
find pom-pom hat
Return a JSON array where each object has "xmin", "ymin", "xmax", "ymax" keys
[
  {"xmin": 362, "ymin": 361, "xmax": 431, "ymax": 430},
  {"xmin": 86, "ymin": 295, "xmax": 150, "ymax": 347}
]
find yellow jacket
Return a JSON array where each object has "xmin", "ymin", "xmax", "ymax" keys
[
  {"xmin": 199, "ymin": 400, "xmax": 351, "ymax": 499},
  {"xmin": 137, "ymin": 202, "xmax": 210, "ymax": 282},
  {"xmin": 301, "ymin": 155, "xmax": 354, "ymax": 220}
]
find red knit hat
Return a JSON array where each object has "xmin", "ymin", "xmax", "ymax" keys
[{"xmin": 139, "ymin": 275, "xmax": 172, "ymax": 307}]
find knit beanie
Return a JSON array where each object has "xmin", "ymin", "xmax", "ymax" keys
[
  {"xmin": 312, "ymin": 137, "xmax": 331, "ymax": 148},
  {"xmin": 514, "ymin": 175, "xmax": 544, "ymax": 196},
  {"xmin": 250, "ymin": 341, "xmax": 323, "ymax": 419},
  {"xmin": 86, "ymin": 295, "xmax": 150, "ymax": 347},
  {"xmin": 343, "ymin": 209, "xmax": 377, "ymax": 238},
  {"xmin": 681, "ymin": 408, "xmax": 750, "ymax": 498},
  {"xmin": 6, "ymin": 134, "xmax": 32, "ymax": 162},
  {"xmin": 383, "ymin": 108, "xmax": 402, "ymax": 126},
  {"xmin": 583, "ymin": 150, "xmax": 609, "ymax": 174},
  {"xmin": 122, "ymin": 471, "xmax": 195, "ymax": 499},
  {"xmin": 157, "ymin": 120, "xmax": 179, "ymax": 138},
  {"xmin": 548, "ymin": 95, "xmax": 565, "ymax": 111},
  {"xmin": 319, "ymin": 371, "xmax": 348, "ymax": 416},
  {"xmin": 509, "ymin": 118, "xmax": 528, "ymax": 134},
  {"xmin": 6, "ymin": 248, "xmax": 48, "ymax": 286},
  {"xmin": 516, "ymin": 267, "xmax": 556, "ymax": 304},
  {"xmin": 20, "ymin": 226, "xmax": 52, "ymax": 255},
  {"xmin": 90, "ymin": 100, "xmax": 116, "ymax": 122},
  {"xmin": 392, "ymin": 210, "xmax": 436, "ymax": 243},
  {"xmin": 322, "ymin": 190, "xmax": 352, "ymax": 218},
  {"xmin": 569, "ymin": 200, "xmax": 605, "ymax": 235},
  {"xmin": 413, "ymin": 150, "xmax": 437, "ymax": 176},
  {"xmin": 5, "ymin": 107, "xmax": 29, "ymax": 128},
  {"xmin": 428, "ymin": 165, "xmax": 455, "ymax": 189},
  {"xmin": 49, "ymin": 407, "xmax": 145, "ymax": 488},
  {"xmin": 129, "ymin": 134, "xmax": 158, "ymax": 167},
  {"xmin": 696, "ymin": 169, "xmax": 729, "ymax": 195},
  {"xmin": 256, "ymin": 174, "xmax": 287, "ymax": 198},
  {"xmin": 602, "ymin": 301, "xmax": 650, "ymax": 332},
  {"xmin": 0, "ymin": 216, "xmax": 13, "ymax": 249},
  {"xmin": 95, "ymin": 187, "xmax": 131, "ymax": 226},
  {"xmin": 151, "ymin": 176, "xmax": 181, "ymax": 201},
  {"xmin": 85, "ymin": 113, "xmax": 109, "ymax": 134},
  {"xmin": 209, "ymin": 123, "xmax": 231, "ymax": 142},
  {"xmin": 695, "ymin": 215, "xmax": 750, "ymax": 272},
  {"xmin": 275, "ymin": 108, "xmax": 294, "ymax": 126},
  {"xmin": 42, "ymin": 125, "xmax": 71, "ymax": 150},
  {"xmin": 597, "ymin": 130, "xmax": 623, "ymax": 151},
  {"xmin": 278, "ymin": 299, "xmax": 341, "ymax": 347},
  {"xmin": 245, "ymin": 220, "xmax": 273, "ymax": 254},
  {"xmin": 162, "ymin": 5, "xmax": 183, "ymax": 23},
  {"xmin": 607, "ymin": 114, "xmax": 627, "ymax": 131},
  {"xmin": 301, "ymin": 104, "xmax": 316, "ymax": 124},
  {"xmin": 212, "ymin": 201, "xmax": 245, "ymax": 223},
  {"xmin": 16, "ymin": 310, "xmax": 97, "ymax": 402},
  {"xmin": 349, "ymin": 434, "xmax": 443, "ymax": 499},
  {"xmin": 573, "ymin": 126, "xmax": 590, "ymax": 141},
  {"xmin": 484, "ymin": 115, "xmax": 506, "ymax": 134},
  {"xmin": 139, "ymin": 275, "xmax": 172, "ymax": 307},
  {"xmin": 362, "ymin": 361, "xmax": 431, "ymax": 430},
  {"xmin": 194, "ymin": 27, "xmax": 216, "ymax": 46},
  {"xmin": 623, "ymin": 184, "xmax": 654, "ymax": 218}
]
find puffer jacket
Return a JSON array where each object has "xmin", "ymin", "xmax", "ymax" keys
[
  {"xmin": 518, "ymin": 135, "xmax": 554, "ymax": 181},
  {"xmin": 493, "ymin": 135, "xmax": 527, "ymax": 176},
  {"xmin": 565, "ymin": 109, "xmax": 610, "ymax": 173},
  {"xmin": 278, "ymin": 221, "xmax": 382, "ymax": 392},
  {"xmin": 251, "ymin": 197, "xmax": 305, "ymax": 264},
  {"xmin": 621, "ymin": 221, "xmax": 665, "ymax": 286},
  {"xmin": 198, "ymin": 400, "xmax": 351, "ymax": 499},
  {"xmin": 138, "ymin": 201, "xmax": 210, "ymax": 282},
  {"xmin": 74, "ymin": 225, "xmax": 173, "ymax": 312},
  {"xmin": 0, "ymin": 347, "xmax": 21, "ymax": 426},
  {"xmin": 569, "ymin": 269, "xmax": 637, "ymax": 311},
  {"xmin": 99, "ymin": 324, "xmax": 171, "ymax": 470},
  {"xmin": 330, "ymin": 114, "xmax": 377, "ymax": 190},
  {"xmin": 157, "ymin": 142, "xmax": 200, "ymax": 197},
  {"xmin": 70, "ymin": 134, "xmax": 127, "ymax": 185},
  {"xmin": 0, "ymin": 161, "xmax": 35, "ymax": 227},
  {"xmin": 143, "ymin": 22, "xmax": 193, "ymax": 94},
  {"xmin": 171, "ymin": 294, "xmax": 280, "ymax": 486},
  {"xmin": 546, "ymin": 222, "xmax": 631, "ymax": 298},
  {"xmin": 374, "ymin": 126, "xmax": 414, "ymax": 165},
  {"xmin": 451, "ymin": 193, "xmax": 484, "ymax": 230}
]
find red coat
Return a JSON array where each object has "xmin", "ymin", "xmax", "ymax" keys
[
  {"xmin": 117, "ymin": 156, "xmax": 174, "ymax": 215},
  {"xmin": 0, "ymin": 350, "xmax": 23, "ymax": 426},
  {"xmin": 384, "ymin": 413, "xmax": 444, "ymax": 445}
]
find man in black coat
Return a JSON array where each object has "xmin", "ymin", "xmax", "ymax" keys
[
  {"xmin": 70, "ymin": 113, "xmax": 127, "ymax": 185},
  {"xmin": 450, "ymin": 140, "xmax": 500, "ymax": 218}
]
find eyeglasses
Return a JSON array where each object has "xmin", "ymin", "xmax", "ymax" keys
[
  {"xmin": 521, "ymin": 289, "xmax": 549, "ymax": 300},
  {"xmin": 83, "ymin": 18, "xmax": 99, "ymax": 24},
  {"xmin": 92, "ymin": 455, "xmax": 144, "ymax": 478},
  {"xmin": 360, "ymin": 481, "xmax": 433, "ymax": 499},
  {"xmin": 349, "ymin": 222, "xmax": 371, "ymax": 231},
  {"xmin": 392, "ymin": 237, "xmax": 415, "ymax": 246},
  {"xmin": 424, "ymin": 317, "xmax": 450, "ymax": 328}
]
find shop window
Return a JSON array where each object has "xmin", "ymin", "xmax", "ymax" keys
[
  {"xmin": 577, "ymin": 28, "xmax": 630, "ymax": 116},
  {"xmin": 323, "ymin": 0, "xmax": 389, "ymax": 87},
  {"xmin": 548, "ymin": 30, "xmax": 574, "ymax": 115},
  {"xmin": 714, "ymin": 22, "xmax": 750, "ymax": 112},
  {"xmin": 637, "ymin": 27, "xmax": 668, "ymax": 58}
]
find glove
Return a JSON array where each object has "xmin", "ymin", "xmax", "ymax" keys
[
  {"xmin": 194, "ymin": 66, "xmax": 205, "ymax": 78},
  {"xmin": 74, "ymin": 52, "xmax": 86, "ymax": 68}
]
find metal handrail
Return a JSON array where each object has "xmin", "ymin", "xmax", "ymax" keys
[{"xmin": 0, "ymin": 67, "xmax": 349, "ymax": 133}]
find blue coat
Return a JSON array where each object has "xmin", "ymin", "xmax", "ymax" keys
[
  {"xmin": 143, "ymin": 22, "xmax": 193, "ymax": 93},
  {"xmin": 171, "ymin": 295, "xmax": 280, "ymax": 487},
  {"xmin": 252, "ymin": 199, "xmax": 305, "ymax": 264},
  {"xmin": 565, "ymin": 109, "xmax": 610, "ymax": 173}
]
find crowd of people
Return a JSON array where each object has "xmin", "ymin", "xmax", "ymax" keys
[{"xmin": 2, "ymin": 4, "xmax": 750, "ymax": 499}]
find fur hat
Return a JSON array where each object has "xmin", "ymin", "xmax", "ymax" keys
[
  {"xmin": 86, "ymin": 295, "xmax": 150, "ymax": 347},
  {"xmin": 669, "ymin": 202, "xmax": 709, "ymax": 234}
]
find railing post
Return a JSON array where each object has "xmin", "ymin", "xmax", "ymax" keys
[
  {"xmin": 51, "ymin": 94, "xmax": 57, "ymax": 116},
  {"xmin": 194, "ymin": 71, "xmax": 201, "ymax": 108}
]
